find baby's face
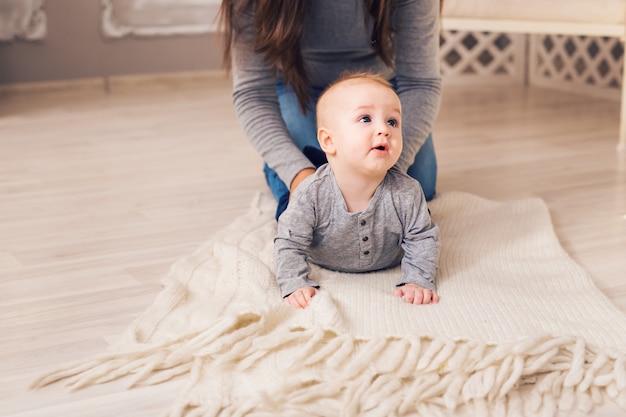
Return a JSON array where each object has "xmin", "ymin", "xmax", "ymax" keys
[{"xmin": 321, "ymin": 79, "xmax": 403, "ymax": 178}]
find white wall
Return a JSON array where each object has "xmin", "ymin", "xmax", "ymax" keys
[{"xmin": 0, "ymin": 0, "xmax": 223, "ymax": 85}]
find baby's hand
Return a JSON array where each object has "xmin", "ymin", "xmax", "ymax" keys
[
  {"xmin": 394, "ymin": 283, "xmax": 439, "ymax": 305},
  {"xmin": 285, "ymin": 286, "xmax": 318, "ymax": 309}
]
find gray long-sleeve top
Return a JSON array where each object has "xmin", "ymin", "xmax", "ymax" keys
[
  {"xmin": 275, "ymin": 165, "xmax": 440, "ymax": 298},
  {"xmin": 231, "ymin": 0, "xmax": 442, "ymax": 189}
]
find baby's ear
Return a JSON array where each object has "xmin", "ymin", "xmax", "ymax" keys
[{"xmin": 317, "ymin": 127, "xmax": 336, "ymax": 155}]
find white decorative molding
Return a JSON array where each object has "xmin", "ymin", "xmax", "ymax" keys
[
  {"xmin": 102, "ymin": 0, "xmax": 221, "ymax": 39},
  {"xmin": 440, "ymin": 30, "xmax": 623, "ymax": 100},
  {"xmin": 530, "ymin": 34, "xmax": 622, "ymax": 100},
  {"xmin": 440, "ymin": 30, "xmax": 526, "ymax": 85},
  {"xmin": 0, "ymin": 0, "xmax": 46, "ymax": 42}
]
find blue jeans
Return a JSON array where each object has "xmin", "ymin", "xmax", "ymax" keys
[{"xmin": 265, "ymin": 80, "xmax": 437, "ymax": 218}]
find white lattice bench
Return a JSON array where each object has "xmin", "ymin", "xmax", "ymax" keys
[{"xmin": 441, "ymin": 0, "xmax": 626, "ymax": 151}]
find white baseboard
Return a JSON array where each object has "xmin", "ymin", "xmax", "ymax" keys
[{"xmin": 0, "ymin": 70, "xmax": 230, "ymax": 95}]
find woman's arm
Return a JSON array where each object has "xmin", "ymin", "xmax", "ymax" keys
[
  {"xmin": 393, "ymin": 0, "xmax": 443, "ymax": 172},
  {"xmin": 230, "ymin": 5, "xmax": 315, "ymax": 189}
]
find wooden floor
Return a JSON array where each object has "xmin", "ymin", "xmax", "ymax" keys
[{"xmin": 1, "ymin": 75, "xmax": 625, "ymax": 416}]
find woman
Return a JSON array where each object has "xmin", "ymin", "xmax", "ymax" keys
[{"xmin": 218, "ymin": 0, "xmax": 442, "ymax": 218}]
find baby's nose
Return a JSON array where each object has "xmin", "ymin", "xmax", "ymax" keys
[{"xmin": 377, "ymin": 124, "xmax": 390, "ymax": 136}]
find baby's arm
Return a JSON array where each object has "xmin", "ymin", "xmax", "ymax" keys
[
  {"xmin": 275, "ymin": 187, "xmax": 320, "ymax": 305},
  {"xmin": 398, "ymin": 181, "xmax": 441, "ymax": 303},
  {"xmin": 284, "ymin": 286, "xmax": 318, "ymax": 309},
  {"xmin": 394, "ymin": 283, "xmax": 439, "ymax": 305}
]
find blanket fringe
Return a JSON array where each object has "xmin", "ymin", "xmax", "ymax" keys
[
  {"xmin": 33, "ymin": 310, "xmax": 626, "ymax": 417},
  {"xmin": 31, "ymin": 312, "xmax": 261, "ymax": 391}
]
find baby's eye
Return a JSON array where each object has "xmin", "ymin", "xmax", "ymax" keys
[
  {"xmin": 387, "ymin": 118, "xmax": 398, "ymax": 127},
  {"xmin": 358, "ymin": 116, "xmax": 372, "ymax": 123}
]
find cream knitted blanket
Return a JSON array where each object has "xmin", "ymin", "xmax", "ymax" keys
[{"xmin": 34, "ymin": 192, "xmax": 626, "ymax": 417}]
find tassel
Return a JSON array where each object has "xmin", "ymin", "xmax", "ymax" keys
[
  {"xmin": 417, "ymin": 338, "xmax": 447, "ymax": 371},
  {"xmin": 303, "ymin": 332, "xmax": 345, "ymax": 367},
  {"xmin": 564, "ymin": 338, "xmax": 586, "ymax": 387},
  {"xmin": 615, "ymin": 353, "xmax": 626, "ymax": 390},
  {"xmin": 341, "ymin": 338, "xmax": 388, "ymax": 380},
  {"xmin": 498, "ymin": 355, "xmax": 525, "ymax": 397},
  {"xmin": 396, "ymin": 337, "xmax": 422, "ymax": 378},
  {"xmin": 326, "ymin": 335, "xmax": 356, "ymax": 369},
  {"xmin": 372, "ymin": 338, "xmax": 409, "ymax": 374}
]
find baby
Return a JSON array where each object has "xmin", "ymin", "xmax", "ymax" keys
[{"xmin": 274, "ymin": 72, "xmax": 440, "ymax": 309}]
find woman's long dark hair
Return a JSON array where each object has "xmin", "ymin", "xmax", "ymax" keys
[{"xmin": 218, "ymin": 0, "xmax": 442, "ymax": 111}]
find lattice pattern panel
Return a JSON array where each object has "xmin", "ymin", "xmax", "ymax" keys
[
  {"xmin": 530, "ymin": 35, "xmax": 623, "ymax": 98},
  {"xmin": 440, "ymin": 30, "xmax": 525, "ymax": 84}
]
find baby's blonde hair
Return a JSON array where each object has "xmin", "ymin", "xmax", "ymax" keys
[
  {"xmin": 325, "ymin": 71, "xmax": 393, "ymax": 92},
  {"xmin": 316, "ymin": 71, "xmax": 396, "ymax": 125}
]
